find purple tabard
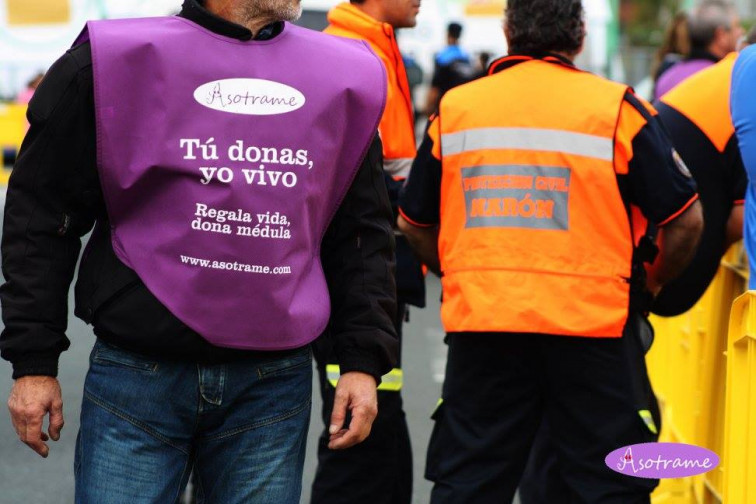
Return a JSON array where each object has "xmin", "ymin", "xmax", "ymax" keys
[
  {"xmin": 654, "ymin": 59, "xmax": 715, "ymax": 100},
  {"xmin": 81, "ymin": 17, "xmax": 386, "ymax": 350}
]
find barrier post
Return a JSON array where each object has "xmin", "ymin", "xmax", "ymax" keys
[
  {"xmin": 723, "ymin": 292, "xmax": 756, "ymax": 504},
  {"xmin": 649, "ymin": 243, "xmax": 748, "ymax": 504}
]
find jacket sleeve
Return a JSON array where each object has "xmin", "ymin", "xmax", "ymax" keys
[
  {"xmin": 382, "ymin": 172, "xmax": 405, "ymax": 222},
  {"xmin": 321, "ymin": 136, "xmax": 399, "ymax": 382},
  {"xmin": 0, "ymin": 43, "xmax": 99, "ymax": 379},
  {"xmin": 732, "ymin": 48, "xmax": 756, "ymax": 186}
]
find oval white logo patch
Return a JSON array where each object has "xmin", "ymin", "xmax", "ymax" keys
[{"xmin": 193, "ymin": 79, "xmax": 305, "ymax": 115}]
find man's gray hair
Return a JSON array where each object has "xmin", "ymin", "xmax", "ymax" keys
[{"xmin": 688, "ymin": 0, "xmax": 736, "ymax": 50}]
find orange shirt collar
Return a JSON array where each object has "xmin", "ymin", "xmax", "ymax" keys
[{"xmin": 326, "ymin": 2, "xmax": 396, "ymax": 55}]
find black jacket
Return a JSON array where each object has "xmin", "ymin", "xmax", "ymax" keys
[{"xmin": 0, "ymin": 0, "xmax": 398, "ymax": 382}]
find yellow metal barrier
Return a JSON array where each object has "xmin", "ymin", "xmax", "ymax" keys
[
  {"xmin": 0, "ymin": 103, "xmax": 27, "ymax": 150},
  {"xmin": 723, "ymin": 291, "xmax": 756, "ymax": 504},
  {"xmin": 648, "ymin": 244, "xmax": 748, "ymax": 504},
  {"xmin": 0, "ymin": 103, "xmax": 28, "ymax": 183}
]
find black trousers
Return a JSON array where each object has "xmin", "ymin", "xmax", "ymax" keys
[
  {"xmin": 426, "ymin": 314, "xmax": 661, "ymax": 504},
  {"xmin": 311, "ymin": 304, "xmax": 412, "ymax": 504},
  {"xmin": 517, "ymin": 314, "xmax": 659, "ymax": 504},
  {"xmin": 518, "ymin": 419, "xmax": 571, "ymax": 503}
]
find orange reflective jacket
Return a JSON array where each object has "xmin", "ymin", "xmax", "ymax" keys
[
  {"xmin": 437, "ymin": 56, "xmax": 636, "ymax": 337},
  {"xmin": 325, "ymin": 3, "xmax": 416, "ymax": 178},
  {"xmin": 660, "ymin": 53, "xmax": 737, "ymax": 153}
]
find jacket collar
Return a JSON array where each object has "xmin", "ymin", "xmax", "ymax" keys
[
  {"xmin": 686, "ymin": 49, "xmax": 722, "ymax": 64},
  {"xmin": 327, "ymin": 2, "xmax": 397, "ymax": 54},
  {"xmin": 488, "ymin": 52, "xmax": 578, "ymax": 75},
  {"xmin": 180, "ymin": 0, "xmax": 283, "ymax": 41}
]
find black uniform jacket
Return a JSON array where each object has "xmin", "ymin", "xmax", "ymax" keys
[{"xmin": 0, "ymin": 0, "xmax": 398, "ymax": 381}]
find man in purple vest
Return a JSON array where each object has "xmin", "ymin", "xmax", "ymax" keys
[
  {"xmin": 1, "ymin": 0, "xmax": 398, "ymax": 502},
  {"xmin": 654, "ymin": 0, "xmax": 742, "ymax": 100}
]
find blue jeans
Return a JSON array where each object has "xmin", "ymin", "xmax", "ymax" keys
[{"xmin": 74, "ymin": 339, "xmax": 312, "ymax": 504}]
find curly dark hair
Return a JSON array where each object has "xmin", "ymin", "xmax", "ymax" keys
[{"xmin": 505, "ymin": 0, "xmax": 585, "ymax": 55}]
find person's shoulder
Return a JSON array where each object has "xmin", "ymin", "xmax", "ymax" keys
[
  {"xmin": 28, "ymin": 42, "xmax": 93, "ymax": 122},
  {"xmin": 302, "ymin": 25, "xmax": 371, "ymax": 56},
  {"xmin": 67, "ymin": 40, "xmax": 93, "ymax": 70},
  {"xmin": 737, "ymin": 45, "xmax": 756, "ymax": 63},
  {"xmin": 435, "ymin": 47, "xmax": 452, "ymax": 63},
  {"xmin": 734, "ymin": 46, "xmax": 756, "ymax": 83},
  {"xmin": 732, "ymin": 48, "xmax": 756, "ymax": 130},
  {"xmin": 297, "ymin": 26, "xmax": 386, "ymax": 80},
  {"xmin": 622, "ymin": 89, "xmax": 656, "ymax": 120},
  {"xmin": 564, "ymin": 68, "xmax": 629, "ymax": 108},
  {"xmin": 436, "ymin": 45, "xmax": 468, "ymax": 66},
  {"xmin": 655, "ymin": 61, "xmax": 682, "ymax": 91},
  {"xmin": 45, "ymin": 40, "xmax": 92, "ymax": 81}
]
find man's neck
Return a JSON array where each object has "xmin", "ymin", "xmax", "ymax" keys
[
  {"xmin": 204, "ymin": 0, "xmax": 277, "ymax": 37},
  {"xmin": 707, "ymin": 44, "xmax": 728, "ymax": 60},
  {"xmin": 351, "ymin": 1, "xmax": 388, "ymax": 25},
  {"xmin": 690, "ymin": 46, "xmax": 722, "ymax": 62},
  {"xmin": 552, "ymin": 50, "xmax": 576, "ymax": 62}
]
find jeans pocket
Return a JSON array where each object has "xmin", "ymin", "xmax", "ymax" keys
[
  {"xmin": 258, "ymin": 346, "xmax": 312, "ymax": 378},
  {"xmin": 92, "ymin": 340, "xmax": 159, "ymax": 373}
]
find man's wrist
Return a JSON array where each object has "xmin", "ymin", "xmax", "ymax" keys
[
  {"xmin": 11, "ymin": 356, "xmax": 60, "ymax": 379},
  {"xmin": 334, "ymin": 331, "xmax": 399, "ymax": 387},
  {"xmin": 338, "ymin": 358, "xmax": 387, "ymax": 387},
  {"xmin": 339, "ymin": 370, "xmax": 379, "ymax": 388}
]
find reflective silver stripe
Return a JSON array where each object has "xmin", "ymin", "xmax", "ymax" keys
[
  {"xmin": 441, "ymin": 128, "xmax": 614, "ymax": 161},
  {"xmin": 384, "ymin": 157, "xmax": 414, "ymax": 178}
]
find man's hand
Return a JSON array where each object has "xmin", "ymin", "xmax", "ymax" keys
[
  {"xmin": 328, "ymin": 371, "xmax": 378, "ymax": 450},
  {"xmin": 7, "ymin": 376, "xmax": 64, "ymax": 458}
]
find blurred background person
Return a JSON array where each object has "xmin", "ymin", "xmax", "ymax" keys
[
  {"xmin": 15, "ymin": 71, "xmax": 45, "ymax": 134},
  {"xmin": 15, "ymin": 72, "xmax": 45, "ymax": 105},
  {"xmin": 651, "ymin": 12, "xmax": 689, "ymax": 97},
  {"xmin": 474, "ymin": 51, "xmax": 492, "ymax": 79},
  {"xmin": 655, "ymin": 0, "xmax": 742, "ymax": 100},
  {"xmin": 403, "ymin": 53, "xmax": 425, "ymax": 124},
  {"xmin": 652, "ymin": 44, "xmax": 751, "ymax": 316},
  {"xmin": 423, "ymin": 21, "xmax": 475, "ymax": 115}
]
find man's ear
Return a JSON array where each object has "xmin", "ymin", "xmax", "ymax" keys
[{"xmin": 575, "ymin": 20, "xmax": 587, "ymax": 58}]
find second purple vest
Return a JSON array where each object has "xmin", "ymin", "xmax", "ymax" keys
[{"xmin": 81, "ymin": 17, "xmax": 386, "ymax": 350}]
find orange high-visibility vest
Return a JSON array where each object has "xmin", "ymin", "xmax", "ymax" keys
[
  {"xmin": 660, "ymin": 53, "xmax": 737, "ymax": 153},
  {"xmin": 438, "ymin": 56, "xmax": 634, "ymax": 337},
  {"xmin": 325, "ymin": 2, "xmax": 417, "ymax": 179}
]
